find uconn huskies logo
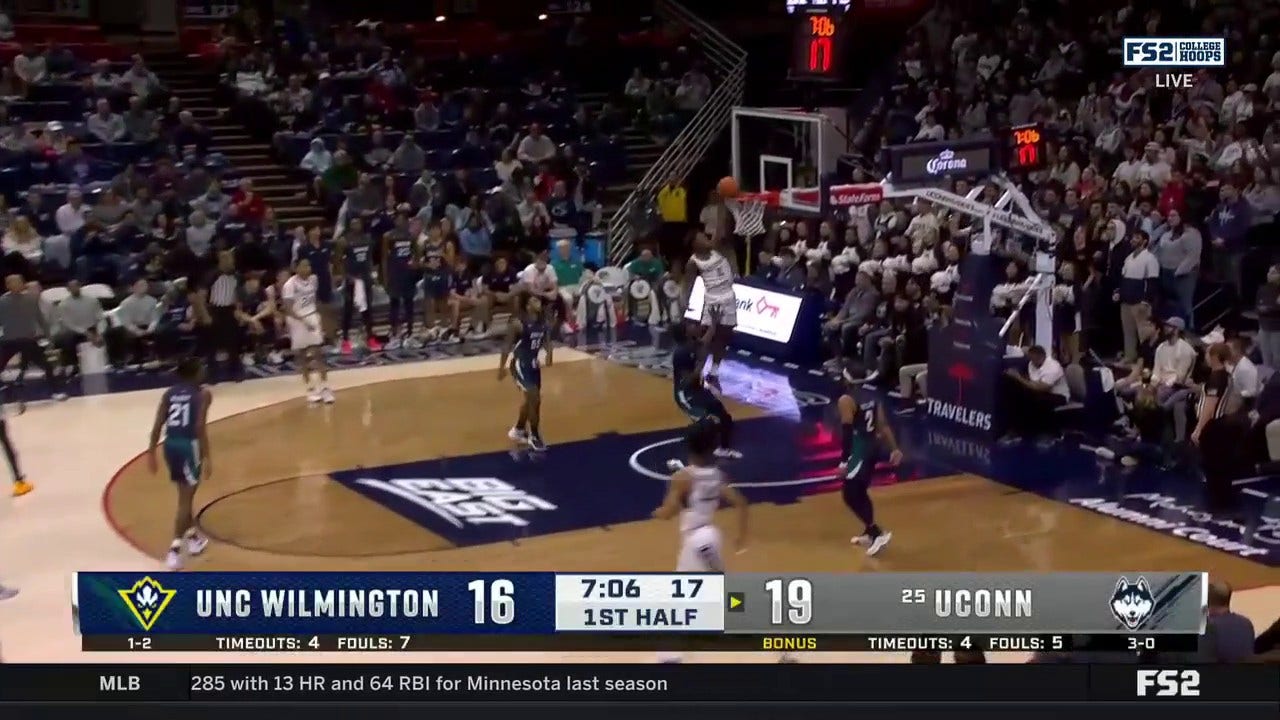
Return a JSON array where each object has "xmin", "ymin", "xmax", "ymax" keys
[
  {"xmin": 925, "ymin": 149, "xmax": 968, "ymax": 175},
  {"xmin": 1109, "ymin": 576, "xmax": 1155, "ymax": 631}
]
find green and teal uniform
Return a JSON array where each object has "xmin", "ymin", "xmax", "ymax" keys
[
  {"xmin": 510, "ymin": 317, "xmax": 547, "ymax": 392},
  {"xmin": 842, "ymin": 397, "xmax": 882, "ymax": 481},
  {"xmin": 672, "ymin": 340, "xmax": 721, "ymax": 421},
  {"xmin": 161, "ymin": 383, "xmax": 204, "ymax": 485}
]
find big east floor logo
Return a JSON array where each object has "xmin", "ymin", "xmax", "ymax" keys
[{"xmin": 352, "ymin": 477, "xmax": 557, "ymax": 531}]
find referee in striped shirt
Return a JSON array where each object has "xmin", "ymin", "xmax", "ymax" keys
[
  {"xmin": 202, "ymin": 250, "xmax": 243, "ymax": 381},
  {"xmin": 1194, "ymin": 343, "xmax": 1246, "ymax": 511}
]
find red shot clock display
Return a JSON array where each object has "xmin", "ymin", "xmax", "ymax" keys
[
  {"xmin": 1007, "ymin": 123, "xmax": 1048, "ymax": 172},
  {"xmin": 792, "ymin": 9, "xmax": 846, "ymax": 80}
]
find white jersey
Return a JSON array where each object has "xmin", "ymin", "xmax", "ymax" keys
[
  {"xmin": 676, "ymin": 464, "xmax": 727, "ymax": 573},
  {"xmin": 282, "ymin": 274, "xmax": 319, "ymax": 318},
  {"xmin": 680, "ymin": 464, "xmax": 725, "ymax": 534},
  {"xmin": 521, "ymin": 263, "xmax": 557, "ymax": 294},
  {"xmin": 692, "ymin": 250, "xmax": 736, "ymax": 303}
]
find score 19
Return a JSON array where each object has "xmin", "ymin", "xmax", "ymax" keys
[{"xmin": 765, "ymin": 578, "xmax": 813, "ymax": 625}]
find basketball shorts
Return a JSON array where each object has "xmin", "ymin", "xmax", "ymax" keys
[
  {"xmin": 423, "ymin": 272, "xmax": 451, "ymax": 300},
  {"xmin": 842, "ymin": 442, "xmax": 881, "ymax": 487},
  {"xmin": 287, "ymin": 313, "xmax": 323, "ymax": 350},
  {"xmin": 512, "ymin": 359, "xmax": 541, "ymax": 392},
  {"xmin": 677, "ymin": 525, "xmax": 724, "ymax": 572},
  {"xmin": 700, "ymin": 296, "xmax": 738, "ymax": 328},
  {"xmin": 675, "ymin": 387, "xmax": 723, "ymax": 423},
  {"xmin": 163, "ymin": 438, "xmax": 202, "ymax": 486}
]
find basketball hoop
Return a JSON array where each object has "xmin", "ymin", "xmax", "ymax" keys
[{"xmin": 725, "ymin": 192, "xmax": 775, "ymax": 238}]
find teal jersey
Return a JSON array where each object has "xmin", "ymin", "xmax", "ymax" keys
[{"xmin": 844, "ymin": 396, "xmax": 881, "ymax": 466}]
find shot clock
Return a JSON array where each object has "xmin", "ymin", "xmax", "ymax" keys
[{"xmin": 792, "ymin": 9, "xmax": 847, "ymax": 80}]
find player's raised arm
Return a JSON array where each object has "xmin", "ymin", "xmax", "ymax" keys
[
  {"xmin": 652, "ymin": 468, "xmax": 692, "ymax": 520},
  {"xmin": 720, "ymin": 480, "xmax": 750, "ymax": 553}
]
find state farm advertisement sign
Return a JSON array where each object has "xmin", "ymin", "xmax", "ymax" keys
[{"xmin": 828, "ymin": 183, "xmax": 883, "ymax": 207}]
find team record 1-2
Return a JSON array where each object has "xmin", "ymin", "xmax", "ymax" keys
[{"xmin": 73, "ymin": 571, "xmax": 1207, "ymax": 653}]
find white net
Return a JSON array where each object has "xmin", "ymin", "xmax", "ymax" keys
[{"xmin": 725, "ymin": 195, "xmax": 769, "ymax": 238}]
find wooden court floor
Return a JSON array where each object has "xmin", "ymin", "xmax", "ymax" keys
[{"xmin": 104, "ymin": 359, "xmax": 1278, "ymax": 589}]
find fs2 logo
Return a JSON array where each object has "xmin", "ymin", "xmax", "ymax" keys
[
  {"xmin": 1123, "ymin": 38, "xmax": 1225, "ymax": 67},
  {"xmin": 1110, "ymin": 576, "xmax": 1155, "ymax": 631},
  {"xmin": 1136, "ymin": 670, "xmax": 1200, "ymax": 697}
]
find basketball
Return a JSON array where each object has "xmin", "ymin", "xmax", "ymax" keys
[{"xmin": 717, "ymin": 176, "xmax": 740, "ymax": 198}]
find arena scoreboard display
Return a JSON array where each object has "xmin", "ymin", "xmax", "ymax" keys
[
  {"xmin": 789, "ymin": 2, "xmax": 851, "ymax": 80},
  {"xmin": 73, "ymin": 571, "xmax": 1206, "ymax": 653}
]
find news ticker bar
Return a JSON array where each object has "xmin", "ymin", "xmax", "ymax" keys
[
  {"xmin": 80, "ymin": 633, "xmax": 1201, "ymax": 653},
  {"xmin": 77, "ymin": 571, "xmax": 1206, "ymax": 636},
  {"xmin": 1, "ymin": 665, "xmax": 1276, "ymax": 703}
]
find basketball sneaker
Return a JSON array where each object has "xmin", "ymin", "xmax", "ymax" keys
[
  {"xmin": 165, "ymin": 549, "xmax": 182, "ymax": 570},
  {"xmin": 528, "ymin": 434, "xmax": 548, "ymax": 452},
  {"xmin": 306, "ymin": 388, "xmax": 323, "ymax": 404},
  {"xmin": 187, "ymin": 534, "xmax": 209, "ymax": 556},
  {"xmin": 11, "ymin": 479, "xmax": 32, "ymax": 497},
  {"xmin": 366, "ymin": 337, "xmax": 383, "ymax": 352},
  {"xmin": 321, "ymin": 388, "xmax": 336, "ymax": 404},
  {"xmin": 385, "ymin": 337, "xmax": 402, "ymax": 351},
  {"xmin": 865, "ymin": 531, "xmax": 892, "ymax": 556},
  {"xmin": 507, "ymin": 427, "xmax": 528, "ymax": 443},
  {"xmin": 340, "ymin": 339, "xmax": 354, "ymax": 355}
]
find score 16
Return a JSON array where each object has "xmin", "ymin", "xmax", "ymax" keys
[{"xmin": 765, "ymin": 578, "xmax": 813, "ymax": 625}]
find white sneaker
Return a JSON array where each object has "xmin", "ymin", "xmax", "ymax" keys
[
  {"xmin": 386, "ymin": 337, "xmax": 402, "ymax": 351},
  {"xmin": 851, "ymin": 533, "xmax": 872, "ymax": 546},
  {"xmin": 508, "ymin": 427, "xmax": 528, "ymax": 443},
  {"xmin": 306, "ymin": 389, "xmax": 322, "ymax": 404},
  {"xmin": 165, "ymin": 549, "xmax": 182, "ymax": 570},
  {"xmin": 267, "ymin": 351, "xmax": 285, "ymax": 365},
  {"xmin": 241, "ymin": 354, "xmax": 256, "ymax": 367},
  {"xmin": 52, "ymin": 392, "xmax": 68, "ymax": 401},
  {"xmin": 865, "ymin": 532, "xmax": 892, "ymax": 556},
  {"xmin": 321, "ymin": 388, "xmax": 336, "ymax": 404},
  {"xmin": 466, "ymin": 329, "xmax": 486, "ymax": 340},
  {"xmin": 186, "ymin": 534, "xmax": 209, "ymax": 556}
]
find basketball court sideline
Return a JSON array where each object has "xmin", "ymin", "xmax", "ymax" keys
[{"xmin": 0, "ymin": 339, "xmax": 1277, "ymax": 663}]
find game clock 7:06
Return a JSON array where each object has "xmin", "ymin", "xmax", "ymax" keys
[
  {"xmin": 1007, "ymin": 123, "xmax": 1047, "ymax": 172},
  {"xmin": 792, "ymin": 10, "xmax": 845, "ymax": 79}
]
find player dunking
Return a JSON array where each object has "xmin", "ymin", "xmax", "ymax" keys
[
  {"xmin": 685, "ymin": 231, "xmax": 737, "ymax": 387},
  {"xmin": 669, "ymin": 321, "xmax": 740, "ymax": 461},
  {"xmin": 838, "ymin": 367, "xmax": 902, "ymax": 556},
  {"xmin": 146, "ymin": 357, "xmax": 212, "ymax": 570},
  {"xmin": 282, "ymin": 259, "xmax": 334, "ymax": 404},
  {"xmin": 499, "ymin": 294, "xmax": 552, "ymax": 451}
]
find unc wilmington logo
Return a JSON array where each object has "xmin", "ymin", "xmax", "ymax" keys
[{"xmin": 117, "ymin": 576, "xmax": 177, "ymax": 631}]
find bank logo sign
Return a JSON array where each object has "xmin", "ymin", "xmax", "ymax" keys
[
  {"xmin": 1122, "ymin": 38, "xmax": 1225, "ymax": 67},
  {"xmin": 684, "ymin": 278, "xmax": 803, "ymax": 344}
]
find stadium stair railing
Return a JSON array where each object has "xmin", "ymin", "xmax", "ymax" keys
[{"xmin": 605, "ymin": 0, "xmax": 746, "ymax": 266}]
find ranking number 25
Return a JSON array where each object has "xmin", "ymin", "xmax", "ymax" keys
[
  {"xmin": 467, "ymin": 579, "xmax": 515, "ymax": 625},
  {"xmin": 765, "ymin": 578, "xmax": 813, "ymax": 625}
]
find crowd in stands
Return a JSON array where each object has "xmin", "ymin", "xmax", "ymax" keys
[{"xmin": 688, "ymin": 0, "xmax": 1278, "ymax": 664}]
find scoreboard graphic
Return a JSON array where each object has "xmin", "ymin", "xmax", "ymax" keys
[{"xmin": 73, "ymin": 572, "xmax": 1206, "ymax": 653}]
